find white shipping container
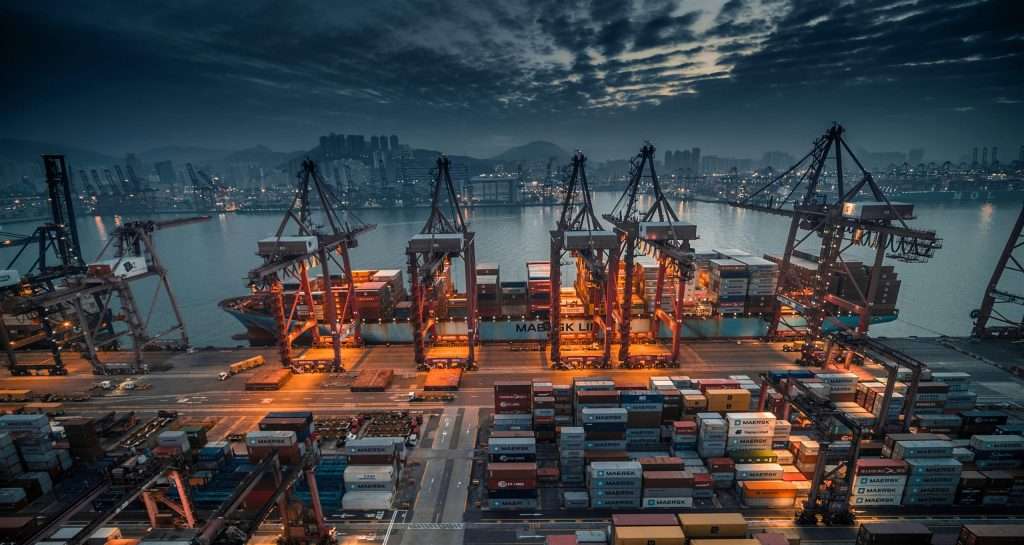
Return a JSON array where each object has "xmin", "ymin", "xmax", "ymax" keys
[
  {"xmin": 735, "ymin": 463, "xmax": 784, "ymax": 481},
  {"xmin": 245, "ymin": 430, "xmax": 297, "ymax": 447},
  {"xmin": 343, "ymin": 465, "xmax": 396, "ymax": 483}
]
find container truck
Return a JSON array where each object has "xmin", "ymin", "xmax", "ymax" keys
[{"xmin": 220, "ymin": 355, "xmax": 265, "ymax": 380}]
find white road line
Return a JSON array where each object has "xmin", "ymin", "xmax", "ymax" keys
[{"xmin": 381, "ymin": 509, "xmax": 399, "ymax": 545}]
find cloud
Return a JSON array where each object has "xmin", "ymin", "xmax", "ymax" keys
[{"xmin": 1, "ymin": 0, "xmax": 1021, "ymax": 159}]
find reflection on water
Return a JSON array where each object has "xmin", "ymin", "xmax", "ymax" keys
[{"xmin": 3, "ymin": 197, "xmax": 1021, "ymax": 346}]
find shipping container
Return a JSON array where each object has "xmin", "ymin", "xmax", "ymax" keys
[
  {"xmin": 613, "ymin": 525, "xmax": 684, "ymax": 545},
  {"xmin": 677, "ymin": 513, "xmax": 748, "ymax": 539}
]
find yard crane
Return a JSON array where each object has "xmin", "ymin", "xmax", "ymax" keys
[
  {"xmin": 971, "ymin": 200, "xmax": 1023, "ymax": 338},
  {"xmin": 604, "ymin": 143, "xmax": 698, "ymax": 367},
  {"xmin": 549, "ymin": 151, "xmax": 619, "ymax": 368},
  {"xmin": 247, "ymin": 158, "xmax": 375, "ymax": 370},
  {"xmin": 406, "ymin": 155, "xmax": 478, "ymax": 369},
  {"xmin": 729, "ymin": 124, "xmax": 942, "ymax": 365}
]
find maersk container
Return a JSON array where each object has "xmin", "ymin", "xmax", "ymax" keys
[
  {"xmin": 589, "ymin": 461, "xmax": 642, "ymax": 478},
  {"xmin": 488, "ymin": 437, "xmax": 537, "ymax": 454},
  {"xmin": 970, "ymin": 435, "xmax": 1024, "ymax": 451},
  {"xmin": 343, "ymin": 465, "xmax": 396, "ymax": 484},
  {"xmin": 642, "ymin": 496, "xmax": 694, "ymax": 509},
  {"xmin": 891, "ymin": 440, "xmax": 954, "ymax": 460},
  {"xmin": 590, "ymin": 497, "xmax": 640, "ymax": 509},
  {"xmin": 735, "ymin": 463, "xmax": 784, "ymax": 481},
  {"xmin": 906, "ymin": 457, "xmax": 962, "ymax": 475},
  {"xmin": 245, "ymin": 431, "xmax": 296, "ymax": 448},
  {"xmin": 488, "ymin": 497, "xmax": 539, "ymax": 510}
]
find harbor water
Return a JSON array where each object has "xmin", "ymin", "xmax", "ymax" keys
[{"xmin": 3, "ymin": 195, "xmax": 1020, "ymax": 347}]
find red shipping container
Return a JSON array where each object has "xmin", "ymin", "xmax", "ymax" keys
[
  {"xmin": 613, "ymin": 513, "xmax": 681, "ymax": 527},
  {"xmin": 855, "ymin": 458, "xmax": 908, "ymax": 475},
  {"xmin": 694, "ymin": 473, "xmax": 714, "ymax": 488},
  {"xmin": 487, "ymin": 462, "xmax": 537, "ymax": 480},
  {"xmin": 707, "ymin": 457, "xmax": 735, "ymax": 471},
  {"xmin": 492, "ymin": 431, "xmax": 535, "ymax": 439}
]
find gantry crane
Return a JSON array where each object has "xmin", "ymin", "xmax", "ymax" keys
[
  {"xmin": 77, "ymin": 169, "xmax": 98, "ymax": 197},
  {"xmin": 549, "ymin": 151, "xmax": 619, "ymax": 368},
  {"xmin": 248, "ymin": 158, "xmax": 374, "ymax": 370},
  {"xmin": 604, "ymin": 144, "xmax": 698, "ymax": 367},
  {"xmin": 407, "ymin": 155, "xmax": 478, "ymax": 369},
  {"xmin": 89, "ymin": 169, "xmax": 109, "ymax": 197},
  {"xmin": 0, "ymin": 156, "xmax": 205, "ymax": 375},
  {"xmin": 186, "ymin": 162, "xmax": 217, "ymax": 212},
  {"xmin": 971, "ymin": 200, "xmax": 1023, "ymax": 338},
  {"xmin": 729, "ymin": 124, "xmax": 941, "ymax": 364}
]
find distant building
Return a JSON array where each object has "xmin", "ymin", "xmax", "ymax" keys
[
  {"xmin": 346, "ymin": 135, "xmax": 365, "ymax": 157},
  {"xmin": 992, "ymin": 146, "xmax": 998, "ymax": 164},
  {"xmin": 972, "ymin": 147, "xmax": 979, "ymax": 164},
  {"xmin": 154, "ymin": 160, "xmax": 176, "ymax": 185},
  {"xmin": 370, "ymin": 135, "xmax": 380, "ymax": 151},
  {"xmin": 908, "ymin": 148, "xmax": 925, "ymax": 165},
  {"xmin": 761, "ymin": 151, "xmax": 796, "ymax": 170},
  {"xmin": 389, "ymin": 135, "xmax": 399, "ymax": 151},
  {"xmin": 982, "ymin": 147, "xmax": 989, "ymax": 165},
  {"xmin": 465, "ymin": 173, "xmax": 519, "ymax": 204},
  {"xmin": 691, "ymin": 148, "xmax": 701, "ymax": 174}
]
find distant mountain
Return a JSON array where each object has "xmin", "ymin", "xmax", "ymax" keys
[
  {"xmin": 491, "ymin": 140, "xmax": 570, "ymax": 163},
  {"xmin": 224, "ymin": 145, "xmax": 295, "ymax": 167},
  {"xmin": 0, "ymin": 138, "xmax": 115, "ymax": 167},
  {"xmin": 136, "ymin": 145, "xmax": 231, "ymax": 165}
]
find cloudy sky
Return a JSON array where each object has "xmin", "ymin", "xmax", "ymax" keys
[{"xmin": 3, "ymin": 0, "xmax": 1022, "ymax": 160}]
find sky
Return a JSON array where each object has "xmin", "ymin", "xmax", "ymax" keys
[{"xmin": 2, "ymin": 0, "xmax": 1022, "ymax": 161}]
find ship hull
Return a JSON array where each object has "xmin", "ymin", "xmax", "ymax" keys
[{"xmin": 221, "ymin": 299, "xmax": 896, "ymax": 344}]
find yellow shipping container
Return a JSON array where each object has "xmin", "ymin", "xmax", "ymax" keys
[
  {"xmin": 614, "ymin": 526, "xmax": 685, "ymax": 545},
  {"xmin": 690, "ymin": 540, "xmax": 760, "ymax": 545},
  {"xmin": 705, "ymin": 389, "xmax": 751, "ymax": 412},
  {"xmin": 677, "ymin": 513, "xmax": 748, "ymax": 539}
]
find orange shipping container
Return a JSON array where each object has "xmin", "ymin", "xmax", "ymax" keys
[
  {"xmin": 613, "ymin": 526, "xmax": 685, "ymax": 545},
  {"xmin": 740, "ymin": 480, "xmax": 799, "ymax": 498}
]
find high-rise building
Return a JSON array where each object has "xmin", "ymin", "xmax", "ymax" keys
[
  {"xmin": 155, "ymin": 160, "xmax": 176, "ymax": 185},
  {"xmin": 691, "ymin": 147, "xmax": 701, "ymax": 175},
  {"xmin": 982, "ymin": 147, "xmax": 989, "ymax": 165},
  {"xmin": 1019, "ymin": 145, "xmax": 1024, "ymax": 163},
  {"xmin": 992, "ymin": 146, "xmax": 998, "ymax": 164},
  {"xmin": 664, "ymin": 150, "xmax": 674, "ymax": 170},
  {"xmin": 389, "ymin": 134, "xmax": 399, "ymax": 151},
  {"xmin": 346, "ymin": 135, "xmax": 365, "ymax": 156},
  {"xmin": 370, "ymin": 136, "xmax": 381, "ymax": 151},
  {"xmin": 378, "ymin": 135, "xmax": 388, "ymax": 152},
  {"xmin": 125, "ymin": 153, "xmax": 144, "ymax": 178},
  {"xmin": 972, "ymin": 147, "xmax": 979, "ymax": 164},
  {"xmin": 908, "ymin": 148, "xmax": 925, "ymax": 165}
]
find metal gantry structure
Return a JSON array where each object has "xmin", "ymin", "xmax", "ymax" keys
[
  {"xmin": 972, "ymin": 200, "xmax": 1024, "ymax": 338},
  {"xmin": 248, "ymin": 158, "xmax": 374, "ymax": 371},
  {"xmin": 604, "ymin": 143, "xmax": 698, "ymax": 367},
  {"xmin": 406, "ymin": 155, "xmax": 478, "ymax": 369},
  {"xmin": 730, "ymin": 124, "xmax": 942, "ymax": 364},
  {"xmin": 549, "ymin": 152, "xmax": 619, "ymax": 368},
  {"xmin": 0, "ymin": 155, "xmax": 204, "ymax": 375}
]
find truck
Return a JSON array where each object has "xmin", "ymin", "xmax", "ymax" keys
[
  {"xmin": 221, "ymin": 355, "xmax": 266, "ymax": 380},
  {"xmin": 407, "ymin": 391, "xmax": 455, "ymax": 403}
]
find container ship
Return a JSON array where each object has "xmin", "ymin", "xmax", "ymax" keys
[{"xmin": 220, "ymin": 247, "xmax": 899, "ymax": 345}]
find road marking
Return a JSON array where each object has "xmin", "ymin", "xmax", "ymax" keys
[{"xmin": 381, "ymin": 509, "xmax": 399, "ymax": 545}]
